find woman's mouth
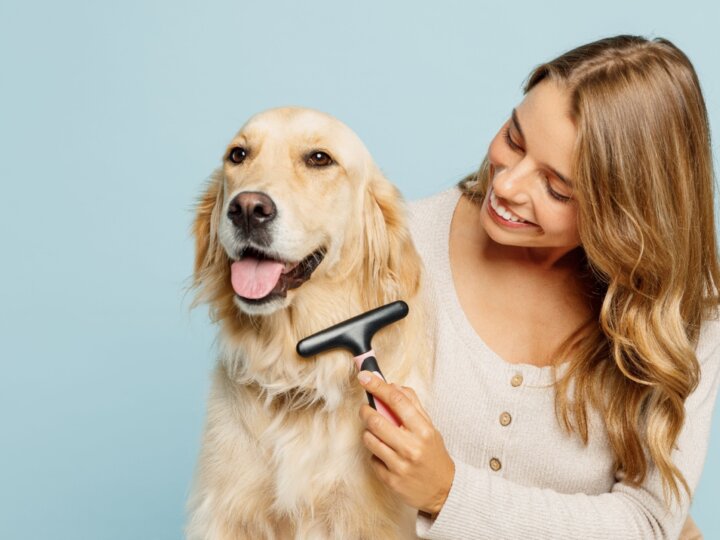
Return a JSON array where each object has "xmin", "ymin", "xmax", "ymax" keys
[{"xmin": 487, "ymin": 189, "xmax": 537, "ymax": 228}]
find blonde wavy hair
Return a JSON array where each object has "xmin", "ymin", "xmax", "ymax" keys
[{"xmin": 460, "ymin": 35, "xmax": 719, "ymax": 501}]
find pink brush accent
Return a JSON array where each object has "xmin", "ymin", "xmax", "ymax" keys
[
  {"xmin": 353, "ymin": 349, "xmax": 402, "ymax": 427},
  {"xmin": 353, "ymin": 349, "xmax": 376, "ymax": 370}
]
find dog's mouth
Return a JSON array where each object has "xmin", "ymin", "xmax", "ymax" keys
[{"xmin": 230, "ymin": 246, "xmax": 326, "ymax": 303}]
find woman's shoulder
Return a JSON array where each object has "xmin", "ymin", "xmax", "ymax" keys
[
  {"xmin": 405, "ymin": 185, "xmax": 461, "ymax": 235},
  {"xmin": 403, "ymin": 185, "xmax": 461, "ymax": 260},
  {"xmin": 406, "ymin": 184, "xmax": 461, "ymax": 214}
]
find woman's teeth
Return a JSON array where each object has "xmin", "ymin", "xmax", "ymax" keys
[{"xmin": 490, "ymin": 190, "xmax": 527, "ymax": 223}]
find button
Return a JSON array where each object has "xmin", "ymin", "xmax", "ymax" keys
[
  {"xmin": 489, "ymin": 458, "xmax": 502, "ymax": 471},
  {"xmin": 499, "ymin": 412, "xmax": 512, "ymax": 426},
  {"xmin": 510, "ymin": 374, "xmax": 523, "ymax": 387}
]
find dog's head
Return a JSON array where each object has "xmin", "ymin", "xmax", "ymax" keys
[{"xmin": 192, "ymin": 107, "xmax": 420, "ymax": 321}]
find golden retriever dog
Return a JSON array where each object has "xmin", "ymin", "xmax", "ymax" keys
[{"xmin": 187, "ymin": 107, "xmax": 430, "ymax": 539}]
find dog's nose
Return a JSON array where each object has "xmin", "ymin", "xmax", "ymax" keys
[{"xmin": 227, "ymin": 191, "xmax": 277, "ymax": 229}]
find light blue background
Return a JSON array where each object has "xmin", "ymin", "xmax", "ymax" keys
[{"xmin": 1, "ymin": 1, "xmax": 718, "ymax": 538}]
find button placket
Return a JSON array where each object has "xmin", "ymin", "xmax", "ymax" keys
[{"xmin": 488, "ymin": 371, "xmax": 523, "ymax": 474}]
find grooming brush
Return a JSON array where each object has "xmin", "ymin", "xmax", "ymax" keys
[{"xmin": 296, "ymin": 301, "xmax": 409, "ymax": 426}]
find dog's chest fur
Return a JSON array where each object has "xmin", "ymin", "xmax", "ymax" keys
[{"xmin": 197, "ymin": 351, "xmax": 415, "ymax": 538}]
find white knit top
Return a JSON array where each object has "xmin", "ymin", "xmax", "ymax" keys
[{"xmin": 407, "ymin": 186, "xmax": 720, "ymax": 540}]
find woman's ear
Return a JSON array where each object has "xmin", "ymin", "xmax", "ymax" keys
[{"xmin": 361, "ymin": 164, "xmax": 423, "ymax": 307}]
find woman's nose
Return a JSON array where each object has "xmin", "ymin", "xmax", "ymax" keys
[{"xmin": 490, "ymin": 160, "xmax": 533, "ymax": 203}]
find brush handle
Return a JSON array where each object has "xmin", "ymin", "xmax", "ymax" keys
[
  {"xmin": 296, "ymin": 301, "xmax": 409, "ymax": 358},
  {"xmin": 357, "ymin": 354, "xmax": 402, "ymax": 427}
]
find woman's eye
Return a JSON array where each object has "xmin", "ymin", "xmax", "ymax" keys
[
  {"xmin": 503, "ymin": 127, "xmax": 522, "ymax": 152},
  {"xmin": 306, "ymin": 151, "xmax": 334, "ymax": 167},
  {"xmin": 545, "ymin": 178, "xmax": 573, "ymax": 203},
  {"xmin": 228, "ymin": 147, "xmax": 247, "ymax": 164}
]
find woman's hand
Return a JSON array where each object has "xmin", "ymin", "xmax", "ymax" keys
[{"xmin": 357, "ymin": 371, "xmax": 455, "ymax": 515}]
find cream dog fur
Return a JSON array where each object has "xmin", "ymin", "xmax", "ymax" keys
[{"xmin": 186, "ymin": 107, "xmax": 430, "ymax": 539}]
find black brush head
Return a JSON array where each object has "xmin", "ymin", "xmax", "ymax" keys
[{"xmin": 296, "ymin": 301, "xmax": 409, "ymax": 357}]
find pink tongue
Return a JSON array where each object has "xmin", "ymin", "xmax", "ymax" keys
[{"xmin": 230, "ymin": 258, "xmax": 285, "ymax": 299}]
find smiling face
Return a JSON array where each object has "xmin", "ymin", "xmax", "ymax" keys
[{"xmin": 480, "ymin": 80, "xmax": 581, "ymax": 263}]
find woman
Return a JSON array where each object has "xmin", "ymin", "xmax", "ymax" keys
[{"xmin": 356, "ymin": 35, "xmax": 719, "ymax": 539}]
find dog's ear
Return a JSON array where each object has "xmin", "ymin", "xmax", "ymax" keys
[
  {"xmin": 361, "ymin": 165, "xmax": 423, "ymax": 308},
  {"xmin": 192, "ymin": 169, "xmax": 226, "ymax": 295}
]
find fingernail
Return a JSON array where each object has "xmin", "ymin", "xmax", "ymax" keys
[{"xmin": 357, "ymin": 371, "xmax": 372, "ymax": 384}]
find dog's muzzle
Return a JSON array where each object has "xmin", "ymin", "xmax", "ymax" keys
[{"xmin": 224, "ymin": 191, "xmax": 326, "ymax": 305}]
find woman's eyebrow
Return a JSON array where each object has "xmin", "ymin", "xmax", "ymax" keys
[{"xmin": 511, "ymin": 108, "xmax": 574, "ymax": 188}]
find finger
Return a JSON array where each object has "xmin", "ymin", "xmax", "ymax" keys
[
  {"xmin": 369, "ymin": 455, "xmax": 395, "ymax": 488},
  {"xmin": 360, "ymin": 403, "xmax": 410, "ymax": 455},
  {"xmin": 358, "ymin": 371, "xmax": 427, "ymax": 434},
  {"xmin": 361, "ymin": 424, "xmax": 404, "ymax": 472},
  {"xmin": 398, "ymin": 386, "xmax": 431, "ymax": 422}
]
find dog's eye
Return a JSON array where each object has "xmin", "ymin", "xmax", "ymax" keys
[
  {"xmin": 306, "ymin": 151, "xmax": 333, "ymax": 167},
  {"xmin": 228, "ymin": 147, "xmax": 247, "ymax": 164}
]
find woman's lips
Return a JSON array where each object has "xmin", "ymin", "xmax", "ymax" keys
[{"xmin": 486, "ymin": 190, "xmax": 537, "ymax": 228}]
